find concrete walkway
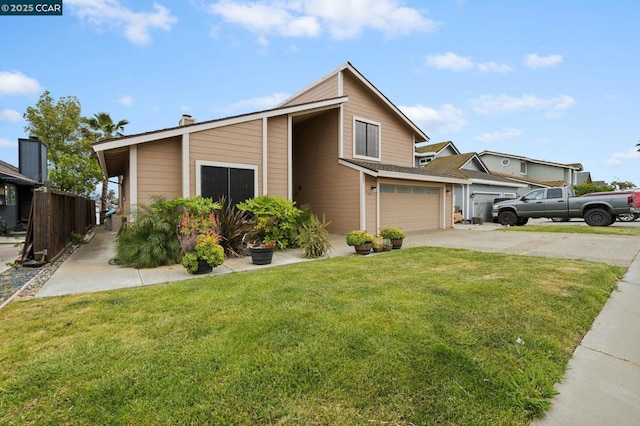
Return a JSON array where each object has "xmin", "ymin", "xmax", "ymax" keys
[{"xmin": 33, "ymin": 222, "xmax": 640, "ymax": 425}]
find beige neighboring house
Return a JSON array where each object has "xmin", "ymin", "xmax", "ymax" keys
[{"xmin": 93, "ymin": 62, "xmax": 470, "ymax": 234}]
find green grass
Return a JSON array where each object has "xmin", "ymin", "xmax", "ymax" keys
[
  {"xmin": 500, "ymin": 224, "xmax": 640, "ymax": 236},
  {"xmin": 0, "ymin": 247, "xmax": 625, "ymax": 424}
]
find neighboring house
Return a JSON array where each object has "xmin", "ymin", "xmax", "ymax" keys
[
  {"xmin": 93, "ymin": 62, "xmax": 470, "ymax": 234},
  {"xmin": 479, "ymin": 150, "xmax": 584, "ymax": 193},
  {"xmin": 0, "ymin": 137, "xmax": 47, "ymax": 232},
  {"xmin": 416, "ymin": 142, "xmax": 526, "ymax": 222}
]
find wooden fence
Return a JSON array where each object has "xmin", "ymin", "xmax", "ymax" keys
[{"xmin": 21, "ymin": 183, "xmax": 96, "ymax": 263}]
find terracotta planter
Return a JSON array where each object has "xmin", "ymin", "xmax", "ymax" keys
[
  {"xmin": 354, "ymin": 243, "xmax": 372, "ymax": 255},
  {"xmin": 195, "ymin": 259, "xmax": 213, "ymax": 274},
  {"xmin": 250, "ymin": 247, "xmax": 274, "ymax": 265},
  {"xmin": 390, "ymin": 238, "xmax": 403, "ymax": 249}
]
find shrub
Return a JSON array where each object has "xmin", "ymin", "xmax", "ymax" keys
[
  {"xmin": 238, "ymin": 195, "xmax": 302, "ymax": 249},
  {"xmin": 296, "ymin": 214, "xmax": 332, "ymax": 258},
  {"xmin": 345, "ymin": 230, "xmax": 374, "ymax": 246},
  {"xmin": 181, "ymin": 234, "xmax": 225, "ymax": 273},
  {"xmin": 116, "ymin": 196, "xmax": 220, "ymax": 269},
  {"xmin": 214, "ymin": 196, "xmax": 256, "ymax": 258},
  {"xmin": 380, "ymin": 227, "xmax": 405, "ymax": 240}
]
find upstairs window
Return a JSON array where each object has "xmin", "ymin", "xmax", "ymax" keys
[
  {"xmin": 354, "ymin": 118, "xmax": 380, "ymax": 160},
  {"xmin": 520, "ymin": 161, "xmax": 527, "ymax": 175}
]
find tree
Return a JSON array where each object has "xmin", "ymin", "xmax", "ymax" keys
[
  {"xmin": 572, "ymin": 182, "xmax": 615, "ymax": 196},
  {"xmin": 86, "ymin": 112, "xmax": 129, "ymax": 214},
  {"xmin": 23, "ymin": 91, "xmax": 102, "ymax": 196},
  {"xmin": 610, "ymin": 181, "xmax": 636, "ymax": 190}
]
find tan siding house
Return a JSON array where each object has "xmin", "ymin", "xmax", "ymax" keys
[{"xmin": 94, "ymin": 62, "xmax": 470, "ymax": 234}]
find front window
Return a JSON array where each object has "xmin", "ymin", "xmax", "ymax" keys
[
  {"xmin": 354, "ymin": 118, "xmax": 380, "ymax": 160},
  {"xmin": 520, "ymin": 161, "xmax": 527, "ymax": 175},
  {"xmin": 197, "ymin": 162, "xmax": 257, "ymax": 205}
]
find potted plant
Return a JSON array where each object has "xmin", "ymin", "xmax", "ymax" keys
[
  {"xmin": 371, "ymin": 236, "xmax": 384, "ymax": 253},
  {"xmin": 346, "ymin": 230, "xmax": 374, "ymax": 255},
  {"xmin": 247, "ymin": 241, "xmax": 276, "ymax": 265},
  {"xmin": 380, "ymin": 227, "xmax": 405, "ymax": 249},
  {"xmin": 181, "ymin": 234, "xmax": 225, "ymax": 274},
  {"xmin": 382, "ymin": 238, "xmax": 393, "ymax": 251}
]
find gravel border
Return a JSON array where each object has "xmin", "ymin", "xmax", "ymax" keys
[{"xmin": 0, "ymin": 244, "xmax": 77, "ymax": 309}]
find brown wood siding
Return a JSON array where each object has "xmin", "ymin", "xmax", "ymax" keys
[
  {"xmin": 281, "ymin": 74, "xmax": 339, "ymax": 106},
  {"xmin": 445, "ymin": 183, "xmax": 453, "ymax": 228},
  {"xmin": 189, "ymin": 120, "xmax": 263, "ymax": 196},
  {"xmin": 342, "ymin": 72, "xmax": 414, "ymax": 166},
  {"xmin": 292, "ymin": 109, "xmax": 360, "ymax": 233},
  {"xmin": 136, "ymin": 137, "xmax": 181, "ymax": 205},
  {"xmin": 267, "ymin": 116, "xmax": 289, "ymax": 198}
]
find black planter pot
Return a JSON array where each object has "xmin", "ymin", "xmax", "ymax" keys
[
  {"xmin": 250, "ymin": 247, "xmax": 274, "ymax": 265},
  {"xmin": 194, "ymin": 259, "xmax": 213, "ymax": 274}
]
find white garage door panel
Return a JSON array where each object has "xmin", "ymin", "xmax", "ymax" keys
[{"xmin": 380, "ymin": 185, "xmax": 440, "ymax": 232}]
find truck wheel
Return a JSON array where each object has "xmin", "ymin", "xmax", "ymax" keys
[
  {"xmin": 584, "ymin": 208, "xmax": 612, "ymax": 226},
  {"xmin": 516, "ymin": 217, "xmax": 529, "ymax": 226},
  {"xmin": 498, "ymin": 210, "xmax": 519, "ymax": 226}
]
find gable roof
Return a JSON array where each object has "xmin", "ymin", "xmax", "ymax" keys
[
  {"xmin": 94, "ymin": 96, "xmax": 348, "ymax": 152},
  {"xmin": 415, "ymin": 141, "xmax": 458, "ymax": 156},
  {"xmin": 489, "ymin": 171, "xmax": 566, "ymax": 188},
  {"xmin": 424, "ymin": 154, "xmax": 526, "ymax": 188},
  {"xmin": 479, "ymin": 150, "xmax": 583, "ymax": 171},
  {"xmin": 278, "ymin": 61, "xmax": 429, "ymax": 143},
  {"xmin": 424, "ymin": 152, "xmax": 478, "ymax": 172},
  {"xmin": 0, "ymin": 160, "xmax": 41, "ymax": 186},
  {"xmin": 339, "ymin": 158, "xmax": 470, "ymax": 185}
]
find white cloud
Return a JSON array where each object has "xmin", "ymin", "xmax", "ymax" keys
[
  {"xmin": 0, "ymin": 138, "xmax": 17, "ymax": 147},
  {"xmin": 208, "ymin": 0, "xmax": 436, "ymax": 42},
  {"xmin": 0, "ymin": 71, "xmax": 42, "ymax": 96},
  {"xmin": 524, "ymin": 53, "xmax": 563, "ymax": 69},
  {"xmin": 227, "ymin": 92, "xmax": 291, "ymax": 112},
  {"xmin": 425, "ymin": 52, "xmax": 474, "ymax": 71},
  {"xmin": 400, "ymin": 104, "xmax": 467, "ymax": 133},
  {"xmin": 425, "ymin": 52, "xmax": 512, "ymax": 73},
  {"xmin": 477, "ymin": 61, "xmax": 513, "ymax": 73},
  {"xmin": 66, "ymin": 0, "xmax": 177, "ymax": 46},
  {"xmin": 473, "ymin": 128, "xmax": 522, "ymax": 143},
  {"xmin": 0, "ymin": 109, "xmax": 22, "ymax": 122},
  {"xmin": 605, "ymin": 148, "xmax": 640, "ymax": 166},
  {"xmin": 118, "ymin": 95, "xmax": 133, "ymax": 106},
  {"xmin": 470, "ymin": 94, "xmax": 576, "ymax": 117}
]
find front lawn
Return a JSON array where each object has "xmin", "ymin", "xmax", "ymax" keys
[{"xmin": 0, "ymin": 247, "xmax": 625, "ymax": 424}]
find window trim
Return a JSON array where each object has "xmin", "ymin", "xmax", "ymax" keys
[
  {"xmin": 195, "ymin": 160, "xmax": 258, "ymax": 199},
  {"xmin": 353, "ymin": 116, "xmax": 381, "ymax": 161},
  {"xmin": 520, "ymin": 161, "xmax": 527, "ymax": 175}
]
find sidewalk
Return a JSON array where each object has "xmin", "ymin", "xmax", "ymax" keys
[
  {"xmin": 533, "ymin": 255, "xmax": 640, "ymax": 425},
  {"xmin": 33, "ymin": 223, "xmax": 640, "ymax": 424}
]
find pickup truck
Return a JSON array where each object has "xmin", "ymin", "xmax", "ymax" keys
[
  {"xmin": 492, "ymin": 186, "xmax": 638, "ymax": 226},
  {"xmin": 582, "ymin": 189, "xmax": 640, "ymax": 222}
]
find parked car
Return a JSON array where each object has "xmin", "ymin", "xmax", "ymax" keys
[
  {"xmin": 582, "ymin": 190, "xmax": 640, "ymax": 222},
  {"xmin": 492, "ymin": 186, "xmax": 638, "ymax": 226},
  {"xmin": 491, "ymin": 197, "xmax": 517, "ymax": 222}
]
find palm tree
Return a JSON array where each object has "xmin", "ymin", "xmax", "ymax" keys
[{"xmin": 86, "ymin": 112, "xmax": 129, "ymax": 218}]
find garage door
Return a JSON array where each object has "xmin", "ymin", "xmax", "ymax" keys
[
  {"xmin": 472, "ymin": 194, "xmax": 498, "ymax": 223},
  {"xmin": 380, "ymin": 184, "xmax": 440, "ymax": 232}
]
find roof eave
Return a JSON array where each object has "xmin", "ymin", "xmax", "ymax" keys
[{"xmin": 93, "ymin": 96, "xmax": 348, "ymax": 152}]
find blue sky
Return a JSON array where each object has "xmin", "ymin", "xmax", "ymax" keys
[{"xmin": 1, "ymin": 0, "xmax": 639, "ymax": 186}]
